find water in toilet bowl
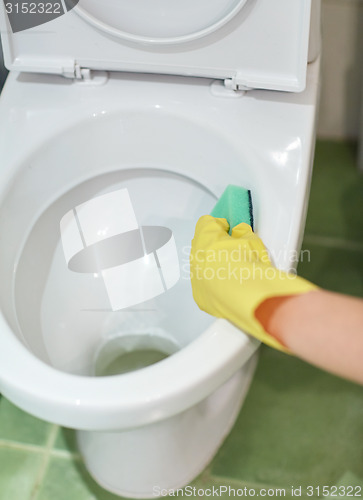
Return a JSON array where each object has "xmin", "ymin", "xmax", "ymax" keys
[
  {"xmin": 93, "ymin": 330, "xmax": 180, "ymax": 377},
  {"xmin": 13, "ymin": 169, "xmax": 216, "ymax": 376}
]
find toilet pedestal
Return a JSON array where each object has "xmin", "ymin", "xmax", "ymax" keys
[{"xmin": 78, "ymin": 353, "xmax": 258, "ymax": 498}]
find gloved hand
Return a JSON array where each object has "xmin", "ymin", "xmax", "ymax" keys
[{"xmin": 190, "ymin": 216, "xmax": 318, "ymax": 352}]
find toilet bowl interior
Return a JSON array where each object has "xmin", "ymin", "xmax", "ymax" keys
[
  {"xmin": 14, "ymin": 169, "xmax": 217, "ymax": 375},
  {"xmin": 0, "ymin": 108, "xmax": 255, "ymax": 376}
]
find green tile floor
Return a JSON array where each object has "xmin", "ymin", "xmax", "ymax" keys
[{"xmin": 1, "ymin": 140, "xmax": 363, "ymax": 499}]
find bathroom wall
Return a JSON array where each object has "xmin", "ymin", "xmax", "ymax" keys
[{"xmin": 317, "ymin": 0, "xmax": 363, "ymax": 140}]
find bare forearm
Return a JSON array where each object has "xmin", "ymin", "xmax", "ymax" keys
[{"xmin": 256, "ymin": 290, "xmax": 363, "ymax": 385}]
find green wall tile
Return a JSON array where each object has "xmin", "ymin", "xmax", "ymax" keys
[
  {"xmin": 36, "ymin": 456, "xmax": 123, "ymax": 500},
  {"xmin": 0, "ymin": 397, "xmax": 52, "ymax": 447},
  {"xmin": 53, "ymin": 427, "xmax": 78, "ymax": 454},
  {"xmin": 305, "ymin": 141, "xmax": 363, "ymax": 242},
  {"xmin": 298, "ymin": 244, "xmax": 363, "ymax": 297},
  {"xmin": 210, "ymin": 347, "xmax": 363, "ymax": 489},
  {"xmin": 0, "ymin": 447, "xmax": 44, "ymax": 500},
  {"xmin": 199, "ymin": 476, "xmax": 318, "ymax": 500}
]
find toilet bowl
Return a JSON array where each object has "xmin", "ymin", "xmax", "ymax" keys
[{"xmin": 0, "ymin": 1, "xmax": 320, "ymax": 497}]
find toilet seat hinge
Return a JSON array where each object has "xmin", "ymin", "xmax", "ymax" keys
[
  {"xmin": 74, "ymin": 63, "xmax": 92, "ymax": 80},
  {"xmin": 61, "ymin": 62, "xmax": 91, "ymax": 80},
  {"xmin": 224, "ymin": 75, "xmax": 252, "ymax": 92},
  {"xmin": 63, "ymin": 63, "xmax": 109, "ymax": 85}
]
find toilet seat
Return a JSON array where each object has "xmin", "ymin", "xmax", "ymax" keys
[
  {"xmin": 75, "ymin": 0, "xmax": 249, "ymax": 44},
  {"xmin": 0, "ymin": 0, "xmax": 312, "ymax": 91}
]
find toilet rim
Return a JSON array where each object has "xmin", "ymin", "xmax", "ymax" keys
[{"xmin": 0, "ymin": 314, "xmax": 259, "ymax": 430}]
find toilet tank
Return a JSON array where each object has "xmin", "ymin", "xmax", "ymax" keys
[{"xmin": 0, "ymin": 0, "xmax": 320, "ymax": 93}]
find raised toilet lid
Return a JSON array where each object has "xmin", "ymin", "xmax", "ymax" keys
[{"xmin": 0, "ymin": 0, "xmax": 312, "ymax": 91}]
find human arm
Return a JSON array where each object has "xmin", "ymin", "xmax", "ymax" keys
[
  {"xmin": 190, "ymin": 215, "xmax": 363, "ymax": 385},
  {"xmin": 256, "ymin": 290, "xmax": 363, "ymax": 385}
]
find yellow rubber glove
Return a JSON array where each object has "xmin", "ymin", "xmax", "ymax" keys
[{"xmin": 190, "ymin": 216, "xmax": 318, "ymax": 353}]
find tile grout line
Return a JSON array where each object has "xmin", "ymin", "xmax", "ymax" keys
[
  {"xmin": 29, "ymin": 424, "xmax": 60, "ymax": 500},
  {"xmin": 50, "ymin": 448, "xmax": 82, "ymax": 460},
  {"xmin": 0, "ymin": 438, "xmax": 80, "ymax": 459},
  {"xmin": 303, "ymin": 234, "xmax": 363, "ymax": 252},
  {"xmin": 0, "ymin": 439, "xmax": 48, "ymax": 454}
]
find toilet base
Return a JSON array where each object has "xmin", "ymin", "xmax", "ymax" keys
[{"xmin": 77, "ymin": 352, "xmax": 259, "ymax": 498}]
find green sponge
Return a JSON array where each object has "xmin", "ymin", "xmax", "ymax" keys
[{"xmin": 211, "ymin": 185, "xmax": 254, "ymax": 234}]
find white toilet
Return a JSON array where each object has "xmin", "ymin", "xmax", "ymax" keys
[{"xmin": 0, "ymin": 1, "xmax": 321, "ymax": 497}]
